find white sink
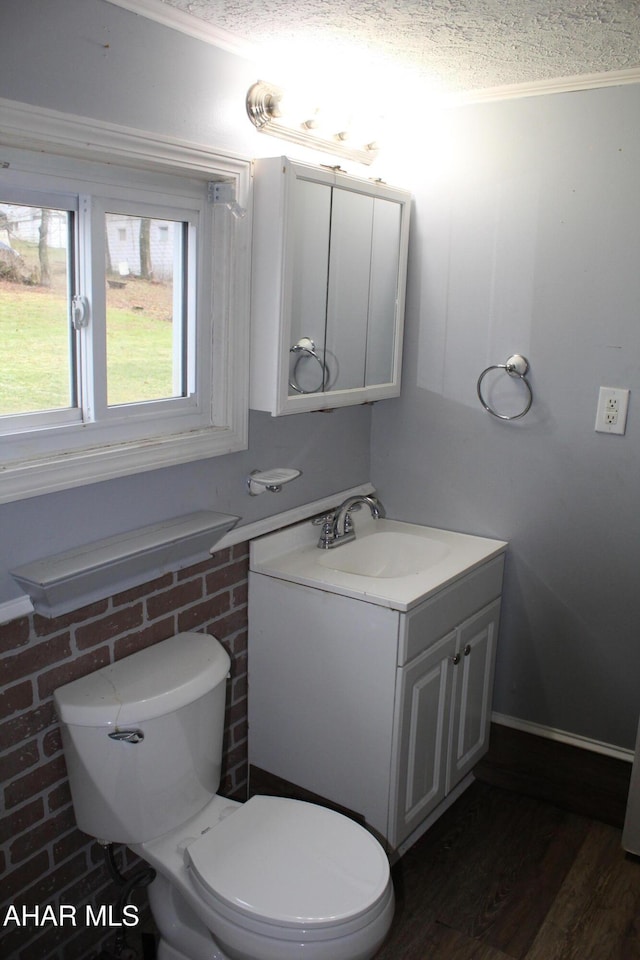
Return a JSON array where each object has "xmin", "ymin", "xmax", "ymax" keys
[
  {"xmin": 318, "ymin": 530, "xmax": 449, "ymax": 578},
  {"xmin": 251, "ymin": 514, "xmax": 507, "ymax": 611}
]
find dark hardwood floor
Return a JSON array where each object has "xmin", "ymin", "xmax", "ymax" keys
[
  {"xmin": 375, "ymin": 726, "xmax": 639, "ymax": 960},
  {"xmin": 139, "ymin": 726, "xmax": 638, "ymax": 960}
]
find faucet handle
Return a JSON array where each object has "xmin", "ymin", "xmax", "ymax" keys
[
  {"xmin": 312, "ymin": 513, "xmax": 335, "ymax": 526},
  {"xmin": 312, "ymin": 513, "xmax": 336, "ymax": 549},
  {"xmin": 344, "ymin": 510, "xmax": 356, "ymax": 533}
]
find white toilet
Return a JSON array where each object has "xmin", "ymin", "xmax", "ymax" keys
[{"xmin": 54, "ymin": 632, "xmax": 394, "ymax": 960}]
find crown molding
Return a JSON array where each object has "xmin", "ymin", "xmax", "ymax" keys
[
  {"xmin": 103, "ymin": 0, "xmax": 257, "ymax": 60},
  {"xmin": 103, "ymin": 0, "xmax": 640, "ymax": 105},
  {"xmin": 446, "ymin": 66, "xmax": 640, "ymax": 106}
]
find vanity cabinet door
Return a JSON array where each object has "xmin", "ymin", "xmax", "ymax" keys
[
  {"xmin": 447, "ymin": 599, "xmax": 501, "ymax": 792},
  {"xmin": 391, "ymin": 595, "xmax": 501, "ymax": 850},
  {"xmin": 392, "ymin": 629, "xmax": 458, "ymax": 848}
]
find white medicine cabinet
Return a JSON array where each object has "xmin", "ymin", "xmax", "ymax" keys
[{"xmin": 250, "ymin": 157, "xmax": 411, "ymax": 415}]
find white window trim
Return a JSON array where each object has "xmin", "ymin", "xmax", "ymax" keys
[{"xmin": 0, "ymin": 98, "xmax": 251, "ymax": 504}]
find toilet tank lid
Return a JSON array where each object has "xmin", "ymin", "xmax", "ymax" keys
[{"xmin": 53, "ymin": 633, "xmax": 230, "ymax": 727}]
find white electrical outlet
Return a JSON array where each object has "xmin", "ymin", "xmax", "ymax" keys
[{"xmin": 595, "ymin": 386, "xmax": 630, "ymax": 435}]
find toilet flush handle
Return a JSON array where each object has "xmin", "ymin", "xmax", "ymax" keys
[{"xmin": 108, "ymin": 729, "xmax": 144, "ymax": 744}]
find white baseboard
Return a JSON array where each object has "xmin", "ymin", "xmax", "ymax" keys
[{"xmin": 492, "ymin": 712, "xmax": 633, "ymax": 763}]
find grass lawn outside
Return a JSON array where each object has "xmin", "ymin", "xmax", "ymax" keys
[{"xmin": 0, "ymin": 278, "xmax": 176, "ymax": 415}]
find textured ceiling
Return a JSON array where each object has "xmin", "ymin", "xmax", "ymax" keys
[{"xmin": 159, "ymin": 0, "xmax": 640, "ymax": 94}]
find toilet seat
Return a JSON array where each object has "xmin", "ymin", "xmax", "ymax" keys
[{"xmin": 185, "ymin": 796, "xmax": 391, "ymax": 935}]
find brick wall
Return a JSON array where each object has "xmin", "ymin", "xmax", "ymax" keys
[{"xmin": 1, "ymin": 543, "xmax": 250, "ymax": 960}]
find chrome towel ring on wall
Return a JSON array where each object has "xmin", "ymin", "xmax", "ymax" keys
[
  {"xmin": 288, "ymin": 337, "xmax": 329, "ymax": 394},
  {"xmin": 477, "ymin": 354, "xmax": 533, "ymax": 420}
]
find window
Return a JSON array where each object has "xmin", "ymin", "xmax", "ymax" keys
[
  {"xmin": 0, "ymin": 201, "xmax": 74, "ymax": 416},
  {"xmin": 1, "ymin": 202, "xmax": 191, "ymax": 416},
  {"xmin": 104, "ymin": 213, "xmax": 189, "ymax": 407},
  {"xmin": 0, "ymin": 102, "xmax": 250, "ymax": 503}
]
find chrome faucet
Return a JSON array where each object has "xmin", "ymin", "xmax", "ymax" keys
[{"xmin": 314, "ymin": 495, "xmax": 385, "ymax": 549}]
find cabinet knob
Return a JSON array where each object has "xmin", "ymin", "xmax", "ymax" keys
[
  {"xmin": 464, "ymin": 643, "xmax": 472, "ymax": 656},
  {"xmin": 451, "ymin": 653, "xmax": 461, "ymax": 665}
]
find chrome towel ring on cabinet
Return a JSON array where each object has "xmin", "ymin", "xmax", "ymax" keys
[
  {"xmin": 477, "ymin": 354, "xmax": 533, "ymax": 420},
  {"xmin": 289, "ymin": 337, "xmax": 329, "ymax": 394}
]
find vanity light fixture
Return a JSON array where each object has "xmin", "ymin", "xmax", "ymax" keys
[{"xmin": 246, "ymin": 80, "xmax": 379, "ymax": 165}]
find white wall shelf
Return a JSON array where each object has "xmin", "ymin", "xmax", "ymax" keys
[{"xmin": 11, "ymin": 511, "xmax": 239, "ymax": 618}]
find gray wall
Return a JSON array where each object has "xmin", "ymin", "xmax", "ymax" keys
[
  {"xmin": 0, "ymin": 0, "xmax": 372, "ymax": 601},
  {"xmin": 372, "ymin": 84, "xmax": 640, "ymax": 750},
  {"xmin": 1, "ymin": 0, "xmax": 639, "ymax": 750},
  {"xmin": 0, "ymin": 0, "xmax": 256, "ymax": 155}
]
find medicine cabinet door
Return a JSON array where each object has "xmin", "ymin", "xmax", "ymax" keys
[
  {"xmin": 324, "ymin": 187, "xmax": 373, "ymax": 391},
  {"xmin": 292, "ymin": 182, "xmax": 405, "ymax": 397},
  {"xmin": 365, "ymin": 195, "xmax": 402, "ymax": 385},
  {"xmin": 289, "ymin": 178, "xmax": 331, "ymax": 396},
  {"xmin": 250, "ymin": 156, "xmax": 410, "ymax": 416}
]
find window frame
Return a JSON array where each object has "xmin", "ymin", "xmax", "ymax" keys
[{"xmin": 0, "ymin": 98, "xmax": 251, "ymax": 504}]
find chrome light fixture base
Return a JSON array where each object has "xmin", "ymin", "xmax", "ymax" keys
[{"xmin": 246, "ymin": 80, "xmax": 379, "ymax": 165}]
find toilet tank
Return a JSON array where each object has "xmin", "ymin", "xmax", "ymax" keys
[{"xmin": 54, "ymin": 633, "xmax": 230, "ymax": 844}]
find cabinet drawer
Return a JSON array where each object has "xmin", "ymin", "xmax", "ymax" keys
[{"xmin": 399, "ymin": 555, "xmax": 504, "ymax": 664}]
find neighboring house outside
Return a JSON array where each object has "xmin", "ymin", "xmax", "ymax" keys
[
  {"xmin": 106, "ymin": 213, "xmax": 176, "ymax": 281},
  {"xmin": 2, "ymin": 205, "xmax": 68, "ymax": 249},
  {"xmin": 2, "ymin": 205, "xmax": 175, "ymax": 281}
]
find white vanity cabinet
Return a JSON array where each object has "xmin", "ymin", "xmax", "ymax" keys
[
  {"xmin": 248, "ymin": 551, "xmax": 504, "ymax": 854},
  {"xmin": 249, "ymin": 157, "xmax": 411, "ymax": 415},
  {"xmin": 391, "ymin": 596, "xmax": 501, "ymax": 849}
]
